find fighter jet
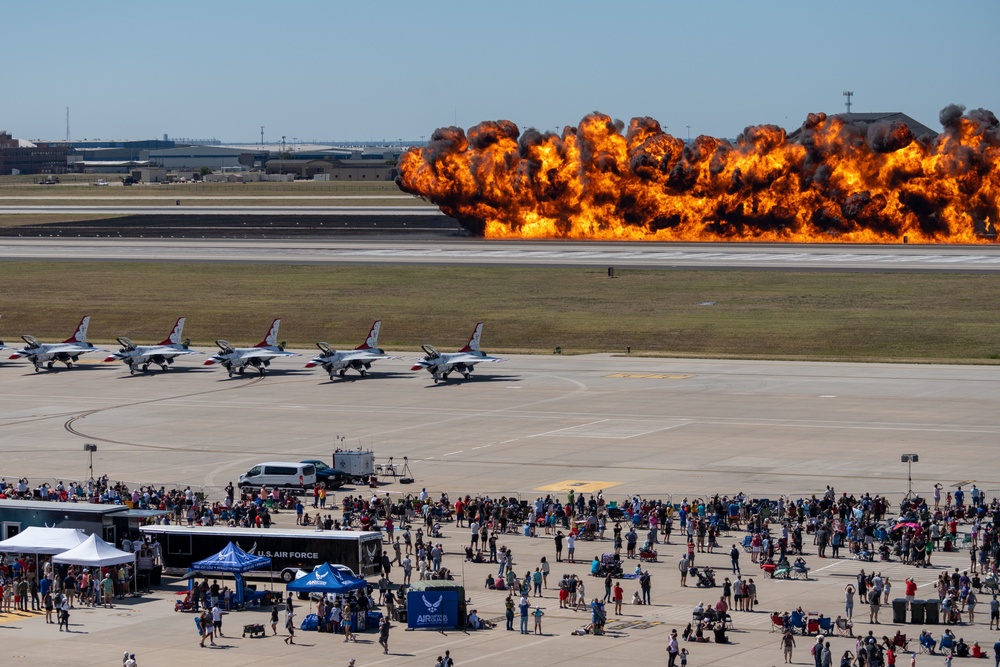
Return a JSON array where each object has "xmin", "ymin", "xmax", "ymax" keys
[
  {"xmin": 203, "ymin": 318, "xmax": 299, "ymax": 377},
  {"xmin": 9, "ymin": 315, "xmax": 102, "ymax": 372},
  {"xmin": 411, "ymin": 322, "xmax": 503, "ymax": 383},
  {"xmin": 305, "ymin": 320, "xmax": 400, "ymax": 380},
  {"xmin": 103, "ymin": 317, "xmax": 199, "ymax": 374}
]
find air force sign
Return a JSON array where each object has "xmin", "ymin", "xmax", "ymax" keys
[{"xmin": 407, "ymin": 590, "xmax": 459, "ymax": 629}]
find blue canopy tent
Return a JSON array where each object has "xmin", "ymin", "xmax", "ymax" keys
[
  {"xmin": 189, "ymin": 541, "xmax": 272, "ymax": 608},
  {"xmin": 286, "ymin": 562, "xmax": 367, "ymax": 595}
]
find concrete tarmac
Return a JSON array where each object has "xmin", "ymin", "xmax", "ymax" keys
[
  {"xmin": 3, "ymin": 237, "xmax": 1000, "ymax": 271},
  {"xmin": 0, "ymin": 352, "xmax": 996, "ymax": 665}
]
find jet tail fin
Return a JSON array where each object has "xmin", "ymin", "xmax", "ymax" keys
[
  {"xmin": 458, "ymin": 322, "xmax": 484, "ymax": 352},
  {"xmin": 255, "ymin": 319, "xmax": 281, "ymax": 348},
  {"xmin": 63, "ymin": 316, "xmax": 91, "ymax": 344},
  {"xmin": 355, "ymin": 320, "xmax": 382, "ymax": 350},
  {"xmin": 158, "ymin": 317, "xmax": 186, "ymax": 346}
]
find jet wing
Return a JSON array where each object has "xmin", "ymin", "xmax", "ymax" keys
[
  {"xmin": 35, "ymin": 343, "xmax": 99, "ymax": 356},
  {"xmin": 340, "ymin": 349, "xmax": 400, "ymax": 362},
  {"xmin": 444, "ymin": 353, "xmax": 504, "ymax": 365},
  {"xmin": 238, "ymin": 348, "xmax": 301, "ymax": 360}
]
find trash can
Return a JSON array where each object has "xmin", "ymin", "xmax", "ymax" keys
[
  {"xmin": 910, "ymin": 599, "xmax": 925, "ymax": 624},
  {"xmin": 892, "ymin": 598, "xmax": 908, "ymax": 624},
  {"xmin": 924, "ymin": 599, "xmax": 939, "ymax": 624}
]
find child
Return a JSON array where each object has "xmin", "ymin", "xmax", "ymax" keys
[{"xmin": 680, "ymin": 647, "xmax": 689, "ymax": 667}]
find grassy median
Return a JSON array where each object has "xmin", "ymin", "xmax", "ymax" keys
[{"xmin": 0, "ymin": 262, "xmax": 996, "ymax": 362}]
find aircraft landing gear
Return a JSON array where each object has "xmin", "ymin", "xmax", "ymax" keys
[
  {"xmin": 47, "ymin": 361, "xmax": 55, "ymax": 369},
  {"xmin": 256, "ymin": 366, "xmax": 265, "ymax": 376},
  {"xmin": 159, "ymin": 364, "xmax": 168, "ymax": 372},
  {"xmin": 359, "ymin": 369, "xmax": 367, "ymax": 377},
  {"xmin": 129, "ymin": 366, "xmax": 136, "ymax": 375},
  {"xmin": 142, "ymin": 363, "xmax": 149, "ymax": 372},
  {"xmin": 338, "ymin": 369, "xmax": 347, "ymax": 377},
  {"xmin": 463, "ymin": 372, "xmax": 472, "ymax": 380},
  {"xmin": 238, "ymin": 367, "xmax": 246, "ymax": 375},
  {"xmin": 65, "ymin": 362, "xmax": 73, "ymax": 369},
  {"xmin": 34, "ymin": 365, "xmax": 41, "ymax": 373}
]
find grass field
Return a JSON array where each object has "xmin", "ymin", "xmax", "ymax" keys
[{"xmin": 0, "ymin": 262, "xmax": 997, "ymax": 362}]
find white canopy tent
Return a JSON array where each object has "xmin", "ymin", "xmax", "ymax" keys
[
  {"xmin": 0, "ymin": 527, "xmax": 89, "ymax": 555},
  {"xmin": 52, "ymin": 534, "xmax": 135, "ymax": 567}
]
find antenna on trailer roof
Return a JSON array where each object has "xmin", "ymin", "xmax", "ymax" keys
[
  {"xmin": 66, "ymin": 106, "xmax": 70, "ymax": 142},
  {"xmin": 843, "ymin": 91, "xmax": 854, "ymax": 114},
  {"xmin": 260, "ymin": 125, "xmax": 264, "ymax": 147}
]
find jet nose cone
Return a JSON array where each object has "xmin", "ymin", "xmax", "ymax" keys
[
  {"xmin": 103, "ymin": 356, "xmax": 118, "ymax": 363},
  {"xmin": 203, "ymin": 359, "xmax": 216, "ymax": 366},
  {"xmin": 9, "ymin": 354, "xmax": 21, "ymax": 359},
  {"xmin": 410, "ymin": 364, "xmax": 424, "ymax": 371},
  {"xmin": 304, "ymin": 362, "xmax": 317, "ymax": 368}
]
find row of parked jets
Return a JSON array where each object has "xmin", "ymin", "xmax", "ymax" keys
[{"xmin": 0, "ymin": 316, "xmax": 503, "ymax": 383}]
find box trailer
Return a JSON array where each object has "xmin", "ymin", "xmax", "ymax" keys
[
  {"xmin": 332, "ymin": 449, "xmax": 375, "ymax": 478},
  {"xmin": 140, "ymin": 525, "xmax": 382, "ymax": 580}
]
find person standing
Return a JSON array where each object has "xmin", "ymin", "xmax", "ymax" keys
[
  {"xmin": 730, "ymin": 544, "xmax": 741, "ymax": 574},
  {"xmin": 613, "ymin": 582, "xmax": 624, "ymax": 615},
  {"xmin": 567, "ymin": 533, "xmax": 576, "ymax": 564},
  {"xmin": 540, "ymin": 556, "xmax": 550, "ymax": 589},
  {"xmin": 283, "ymin": 607, "xmax": 295, "ymax": 645},
  {"xmin": 212, "ymin": 603, "xmax": 224, "ymax": 637},
  {"xmin": 270, "ymin": 605, "xmax": 279, "ymax": 635},
  {"xmin": 555, "ymin": 531, "xmax": 565, "ymax": 562},
  {"xmin": 519, "ymin": 595, "xmax": 530, "ymax": 634},
  {"xmin": 604, "ymin": 573, "xmax": 613, "ymax": 602},
  {"xmin": 505, "ymin": 595, "xmax": 515, "ymax": 631},
  {"xmin": 812, "ymin": 635, "xmax": 824, "ymax": 667},
  {"xmin": 640, "ymin": 571, "xmax": 651, "ymax": 605},
  {"xmin": 58, "ymin": 595, "xmax": 70, "ymax": 632},
  {"xmin": 532, "ymin": 605, "xmax": 545, "ymax": 634},
  {"xmin": 378, "ymin": 615, "xmax": 390, "ymax": 654},
  {"xmin": 821, "ymin": 641, "xmax": 833, "ymax": 667},
  {"xmin": 845, "ymin": 584, "xmax": 856, "ymax": 620},
  {"xmin": 667, "ymin": 628, "xmax": 680, "ymax": 667},
  {"xmin": 679, "ymin": 554, "xmax": 689, "ymax": 587},
  {"xmin": 780, "ymin": 630, "xmax": 796, "ymax": 663}
]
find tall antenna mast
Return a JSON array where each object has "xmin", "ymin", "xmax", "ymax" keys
[
  {"xmin": 65, "ymin": 106, "xmax": 70, "ymax": 141},
  {"xmin": 260, "ymin": 125, "xmax": 264, "ymax": 147},
  {"xmin": 843, "ymin": 91, "xmax": 854, "ymax": 114}
]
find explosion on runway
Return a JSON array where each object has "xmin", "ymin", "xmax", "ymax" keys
[{"xmin": 396, "ymin": 105, "xmax": 1000, "ymax": 243}]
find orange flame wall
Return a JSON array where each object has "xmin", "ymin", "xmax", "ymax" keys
[{"xmin": 397, "ymin": 106, "xmax": 1000, "ymax": 243}]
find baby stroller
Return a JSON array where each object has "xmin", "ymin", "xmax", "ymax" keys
[
  {"xmin": 691, "ymin": 566, "xmax": 716, "ymax": 588},
  {"xmin": 599, "ymin": 553, "xmax": 623, "ymax": 577}
]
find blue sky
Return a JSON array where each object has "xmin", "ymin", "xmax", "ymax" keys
[{"xmin": 3, "ymin": 0, "xmax": 998, "ymax": 143}]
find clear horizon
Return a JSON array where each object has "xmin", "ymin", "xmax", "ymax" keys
[{"xmin": 3, "ymin": 0, "xmax": 998, "ymax": 144}]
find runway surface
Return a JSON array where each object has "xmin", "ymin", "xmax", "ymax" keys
[
  {"xmin": 1, "ymin": 352, "xmax": 996, "ymax": 497},
  {"xmin": 2, "ymin": 237, "xmax": 1000, "ymax": 271},
  {"xmin": 0, "ymin": 205, "xmax": 442, "ymax": 216}
]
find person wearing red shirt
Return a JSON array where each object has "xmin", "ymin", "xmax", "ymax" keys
[
  {"xmin": 613, "ymin": 582, "xmax": 624, "ymax": 615},
  {"xmin": 904, "ymin": 578, "xmax": 918, "ymax": 608}
]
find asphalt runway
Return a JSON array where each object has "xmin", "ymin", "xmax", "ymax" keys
[{"xmin": 3, "ymin": 237, "xmax": 1000, "ymax": 271}]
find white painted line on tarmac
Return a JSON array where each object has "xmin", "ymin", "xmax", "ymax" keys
[
  {"xmin": 443, "ymin": 450, "xmax": 463, "ymax": 457},
  {"xmin": 529, "ymin": 419, "xmax": 609, "ymax": 438}
]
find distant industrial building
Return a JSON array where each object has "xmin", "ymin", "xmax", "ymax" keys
[
  {"xmin": 0, "ymin": 131, "xmax": 69, "ymax": 175},
  {"xmin": 147, "ymin": 145, "xmax": 268, "ymax": 170},
  {"xmin": 265, "ymin": 147, "xmax": 402, "ymax": 180}
]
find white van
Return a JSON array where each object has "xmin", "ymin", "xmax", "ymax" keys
[{"xmin": 238, "ymin": 461, "xmax": 317, "ymax": 488}]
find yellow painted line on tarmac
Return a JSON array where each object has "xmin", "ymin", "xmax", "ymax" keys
[
  {"xmin": 606, "ymin": 373, "xmax": 691, "ymax": 379},
  {"xmin": 0, "ymin": 609, "xmax": 45, "ymax": 624},
  {"xmin": 535, "ymin": 480, "xmax": 620, "ymax": 494}
]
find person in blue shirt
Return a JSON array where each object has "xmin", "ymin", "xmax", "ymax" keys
[{"xmin": 518, "ymin": 596, "xmax": 530, "ymax": 634}]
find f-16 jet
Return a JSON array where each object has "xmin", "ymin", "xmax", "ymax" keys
[
  {"xmin": 203, "ymin": 318, "xmax": 299, "ymax": 377},
  {"xmin": 9, "ymin": 315, "xmax": 101, "ymax": 372},
  {"xmin": 305, "ymin": 320, "xmax": 399, "ymax": 380},
  {"xmin": 411, "ymin": 322, "xmax": 503, "ymax": 383},
  {"xmin": 104, "ymin": 317, "xmax": 198, "ymax": 374}
]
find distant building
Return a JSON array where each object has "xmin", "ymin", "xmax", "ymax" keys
[
  {"xmin": 0, "ymin": 131, "xmax": 69, "ymax": 175},
  {"xmin": 787, "ymin": 112, "xmax": 938, "ymax": 142},
  {"xmin": 147, "ymin": 145, "xmax": 267, "ymax": 170}
]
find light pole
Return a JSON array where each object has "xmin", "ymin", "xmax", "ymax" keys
[
  {"xmin": 84, "ymin": 443, "xmax": 97, "ymax": 482},
  {"xmin": 900, "ymin": 454, "xmax": 919, "ymax": 499}
]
